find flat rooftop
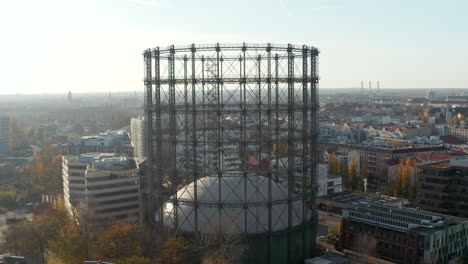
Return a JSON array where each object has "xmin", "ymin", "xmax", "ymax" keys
[
  {"xmin": 65, "ymin": 153, "xmax": 137, "ymax": 171},
  {"xmin": 419, "ymin": 156, "xmax": 468, "ymax": 169},
  {"xmin": 345, "ymin": 203, "xmax": 467, "ymax": 234},
  {"xmin": 323, "ymin": 191, "xmax": 408, "ymax": 207}
]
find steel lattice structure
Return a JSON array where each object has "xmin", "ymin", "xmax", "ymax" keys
[{"xmin": 144, "ymin": 43, "xmax": 319, "ymax": 263}]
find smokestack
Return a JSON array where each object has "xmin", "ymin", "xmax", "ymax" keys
[
  {"xmin": 377, "ymin": 81, "xmax": 380, "ymax": 92},
  {"xmin": 361, "ymin": 81, "xmax": 364, "ymax": 93},
  {"xmin": 369, "ymin": 81, "xmax": 372, "ymax": 92}
]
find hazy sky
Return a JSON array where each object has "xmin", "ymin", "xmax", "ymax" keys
[{"xmin": 1, "ymin": 0, "xmax": 467, "ymax": 94}]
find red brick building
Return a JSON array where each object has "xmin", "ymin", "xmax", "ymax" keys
[{"xmin": 340, "ymin": 203, "xmax": 468, "ymax": 264}]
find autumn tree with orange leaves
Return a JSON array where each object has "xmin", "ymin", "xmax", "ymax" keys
[
  {"xmin": 328, "ymin": 152, "xmax": 339, "ymax": 176},
  {"xmin": 394, "ymin": 159, "xmax": 414, "ymax": 198}
]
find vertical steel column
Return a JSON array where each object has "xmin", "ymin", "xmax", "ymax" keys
[
  {"xmin": 256, "ymin": 53, "xmax": 262, "ymax": 241},
  {"xmin": 168, "ymin": 46, "xmax": 178, "ymax": 229},
  {"xmin": 274, "ymin": 54, "xmax": 280, "ymax": 183},
  {"xmin": 154, "ymin": 48, "xmax": 163, "ymax": 224},
  {"xmin": 191, "ymin": 44, "xmax": 199, "ymax": 233},
  {"xmin": 266, "ymin": 44, "xmax": 273, "ymax": 264},
  {"xmin": 257, "ymin": 54, "xmax": 262, "ymax": 165},
  {"xmin": 216, "ymin": 43, "xmax": 222, "ymax": 234},
  {"xmin": 184, "ymin": 55, "xmax": 190, "ymax": 185},
  {"xmin": 287, "ymin": 44, "xmax": 295, "ymax": 263},
  {"xmin": 201, "ymin": 56, "xmax": 206, "ymax": 178},
  {"xmin": 310, "ymin": 47, "xmax": 320, "ymax": 255},
  {"xmin": 143, "ymin": 49, "xmax": 153, "ymax": 213},
  {"xmin": 256, "ymin": 55, "xmax": 263, "ymax": 172},
  {"xmin": 301, "ymin": 45, "xmax": 309, "ymax": 259},
  {"xmin": 241, "ymin": 43, "xmax": 248, "ymax": 263}
]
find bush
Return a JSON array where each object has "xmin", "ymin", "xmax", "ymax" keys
[
  {"xmin": 0, "ymin": 206, "xmax": 8, "ymax": 214},
  {"xmin": 0, "ymin": 185, "xmax": 17, "ymax": 210}
]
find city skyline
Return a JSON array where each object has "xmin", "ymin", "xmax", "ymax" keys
[{"xmin": 1, "ymin": 0, "xmax": 468, "ymax": 94}]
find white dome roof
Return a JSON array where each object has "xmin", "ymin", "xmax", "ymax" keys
[{"xmin": 160, "ymin": 175, "xmax": 312, "ymax": 234}]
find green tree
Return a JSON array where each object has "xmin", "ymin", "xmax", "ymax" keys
[{"xmin": 0, "ymin": 185, "xmax": 17, "ymax": 211}]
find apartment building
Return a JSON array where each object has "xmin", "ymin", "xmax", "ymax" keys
[
  {"xmin": 446, "ymin": 126, "xmax": 468, "ymax": 142},
  {"xmin": 325, "ymin": 143, "xmax": 446, "ymax": 191}
]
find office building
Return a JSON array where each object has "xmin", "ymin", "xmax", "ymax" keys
[
  {"xmin": 63, "ymin": 153, "xmax": 140, "ymax": 224},
  {"xmin": 341, "ymin": 203, "xmax": 468, "ymax": 264},
  {"xmin": 418, "ymin": 157, "xmax": 468, "ymax": 218},
  {"xmin": 64, "ymin": 130, "xmax": 134, "ymax": 156},
  {"xmin": 130, "ymin": 116, "xmax": 147, "ymax": 157}
]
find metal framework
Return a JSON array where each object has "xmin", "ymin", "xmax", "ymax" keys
[{"xmin": 144, "ymin": 43, "xmax": 319, "ymax": 263}]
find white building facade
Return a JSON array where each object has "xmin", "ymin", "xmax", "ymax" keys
[
  {"xmin": 130, "ymin": 116, "xmax": 147, "ymax": 157},
  {"xmin": 64, "ymin": 130, "xmax": 134, "ymax": 156},
  {"xmin": 62, "ymin": 153, "xmax": 140, "ymax": 224}
]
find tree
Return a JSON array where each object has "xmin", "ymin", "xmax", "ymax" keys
[
  {"xmin": 328, "ymin": 153, "xmax": 339, "ymax": 176},
  {"xmin": 95, "ymin": 222, "xmax": 142, "ymax": 262},
  {"xmin": 156, "ymin": 236, "xmax": 189, "ymax": 264},
  {"xmin": 4, "ymin": 215, "xmax": 60, "ymax": 264},
  {"xmin": 9, "ymin": 117, "xmax": 27, "ymax": 150},
  {"xmin": 394, "ymin": 160, "xmax": 405, "ymax": 197},
  {"xmin": 394, "ymin": 159, "xmax": 413, "ymax": 198},
  {"xmin": 348, "ymin": 156, "xmax": 359, "ymax": 190},
  {"xmin": 119, "ymin": 256, "xmax": 153, "ymax": 264},
  {"xmin": 0, "ymin": 185, "xmax": 17, "ymax": 211},
  {"xmin": 45, "ymin": 154, "xmax": 63, "ymax": 194},
  {"xmin": 339, "ymin": 159, "xmax": 349, "ymax": 188},
  {"xmin": 409, "ymin": 162, "xmax": 419, "ymax": 201},
  {"xmin": 16, "ymin": 153, "xmax": 63, "ymax": 204},
  {"xmin": 419, "ymin": 113, "xmax": 428, "ymax": 122},
  {"xmin": 50, "ymin": 219, "xmax": 89, "ymax": 264},
  {"xmin": 47, "ymin": 199, "xmax": 90, "ymax": 264}
]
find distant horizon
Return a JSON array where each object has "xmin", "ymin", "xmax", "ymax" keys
[
  {"xmin": 2, "ymin": 87, "xmax": 468, "ymax": 96},
  {"xmin": 1, "ymin": 0, "xmax": 467, "ymax": 94}
]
